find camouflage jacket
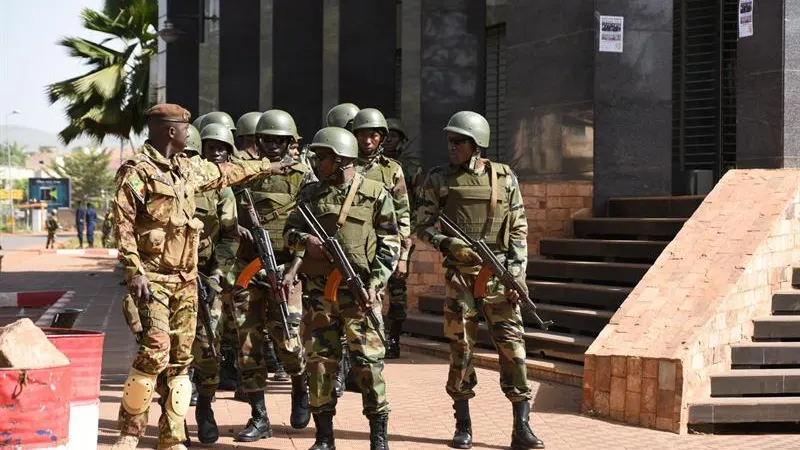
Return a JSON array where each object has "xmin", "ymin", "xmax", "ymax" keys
[
  {"xmin": 415, "ymin": 160, "xmax": 528, "ymax": 277},
  {"xmin": 355, "ymin": 153, "xmax": 411, "ymax": 261},
  {"xmin": 46, "ymin": 217, "xmax": 59, "ymax": 233},
  {"xmin": 284, "ymin": 174, "xmax": 401, "ymax": 291},
  {"xmin": 194, "ymin": 187, "xmax": 239, "ymax": 278},
  {"xmin": 114, "ymin": 142, "xmax": 275, "ymax": 283}
]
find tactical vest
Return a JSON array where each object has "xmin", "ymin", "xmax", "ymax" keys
[
  {"xmin": 299, "ymin": 174, "xmax": 382, "ymax": 277},
  {"xmin": 194, "ymin": 189, "xmax": 222, "ymax": 269},
  {"xmin": 441, "ymin": 162, "xmax": 511, "ymax": 251},
  {"xmin": 239, "ymin": 164, "xmax": 309, "ymax": 263},
  {"xmin": 130, "ymin": 154, "xmax": 205, "ymax": 276},
  {"xmin": 357, "ymin": 154, "xmax": 401, "ymax": 190}
]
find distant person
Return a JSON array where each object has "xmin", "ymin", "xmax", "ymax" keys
[
  {"xmin": 75, "ymin": 202, "xmax": 87, "ymax": 248},
  {"xmin": 86, "ymin": 203, "xmax": 98, "ymax": 248},
  {"xmin": 45, "ymin": 210, "xmax": 60, "ymax": 249},
  {"xmin": 101, "ymin": 210, "xmax": 115, "ymax": 248}
]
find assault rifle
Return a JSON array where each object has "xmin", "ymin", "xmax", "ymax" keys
[
  {"xmin": 197, "ymin": 273, "xmax": 221, "ymax": 358},
  {"xmin": 233, "ymin": 188, "xmax": 292, "ymax": 340},
  {"xmin": 439, "ymin": 213, "xmax": 553, "ymax": 330},
  {"xmin": 296, "ymin": 202, "xmax": 388, "ymax": 348}
]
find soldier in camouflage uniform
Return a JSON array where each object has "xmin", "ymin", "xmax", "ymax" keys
[
  {"xmin": 352, "ymin": 110, "xmax": 412, "ymax": 361},
  {"xmin": 183, "ymin": 123, "xmax": 240, "ymax": 444},
  {"xmin": 102, "ymin": 210, "xmax": 115, "ymax": 248},
  {"xmin": 415, "ymin": 111, "xmax": 544, "ymax": 450},
  {"xmin": 111, "ymin": 104, "xmax": 288, "ymax": 450},
  {"xmin": 234, "ymin": 111, "xmax": 262, "ymax": 160},
  {"xmin": 228, "ymin": 109, "xmax": 312, "ymax": 442},
  {"xmin": 284, "ymin": 127, "xmax": 400, "ymax": 450}
]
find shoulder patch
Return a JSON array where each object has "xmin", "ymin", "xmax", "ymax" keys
[{"xmin": 127, "ymin": 177, "xmax": 146, "ymax": 204}]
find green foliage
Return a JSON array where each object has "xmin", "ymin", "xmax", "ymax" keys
[
  {"xmin": 0, "ymin": 142, "xmax": 28, "ymax": 167},
  {"xmin": 46, "ymin": 0, "xmax": 158, "ymax": 146},
  {"xmin": 49, "ymin": 148, "xmax": 115, "ymax": 203}
]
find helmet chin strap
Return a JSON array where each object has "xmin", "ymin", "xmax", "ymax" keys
[{"xmin": 466, "ymin": 149, "xmax": 482, "ymax": 171}]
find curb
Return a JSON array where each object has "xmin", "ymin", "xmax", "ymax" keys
[
  {"xmin": 0, "ymin": 290, "xmax": 67, "ymax": 308},
  {"xmin": 39, "ymin": 249, "xmax": 118, "ymax": 257},
  {"xmin": 35, "ymin": 291, "xmax": 76, "ymax": 327}
]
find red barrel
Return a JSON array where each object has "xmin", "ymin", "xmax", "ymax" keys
[
  {"xmin": 0, "ymin": 365, "xmax": 71, "ymax": 448},
  {"xmin": 43, "ymin": 328, "xmax": 104, "ymax": 402}
]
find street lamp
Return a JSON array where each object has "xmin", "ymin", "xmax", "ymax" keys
[
  {"xmin": 158, "ymin": 13, "xmax": 219, "ymax": 43},
  {"xmin": 3, "ymin": 110, "xmax": 20, "ymax": 234}
]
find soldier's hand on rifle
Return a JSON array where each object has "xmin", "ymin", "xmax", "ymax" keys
[
  {"xmin": 237, "ymin": 225, "xmax": 253, "ymax": 243},
  {"xmin": 268, "ymin": 160, "xmax": 291, "ymax": 175},
  {"xmin": 129, "ymin": 275, "xmax": 151, "ymax": 300},
  {"xmin": 507, "ymin": 288, "xmax": 521, "ymax": 304},
  {"xmin": 445, "ymin": 238, "xmax": 481, "ymax": 265},
  {"xmin": 394, "ymin": 259, "xmax": 408, "ymax": 278},
  {"xmin": 305, "ymin": 235, "xmax": 331, "ymax": 261}
]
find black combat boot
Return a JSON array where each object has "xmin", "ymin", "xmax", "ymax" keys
[
  {"xmin": 218, "ymin": 347, "xmax": 238, "ymax": 391},
  {"xmin": 273, "ymin": 360, "xmax": 290, "ymax": 382},
  {"xmin": 195, "ymin": 394, "xmax": 219, "ymax": 444},
  {"xmin": 450, "ymin": 400, "xmax": 472, "ymax": 449},
  {"xmin": 290, "ymin": 374, "xmax": 311, "ymax": 429},
  {"xmin": 308, "ymin": 412, "xmax": 335, "ymax": 450},
  {"xmin": 510, "ymin": 401, "xmax": 545, "ymax": 449},
  {"xmin": 368, "ymin": 414, "xmax": 389, "ymax": 450},
  {"xmin": 265, "ymin": 338, "xmax": 279, "ymax": 373},
  {"xmin": 235, "ymin": 391, "xmax": 273, "ymax": 442},
  {"xmin": 385, "ymin": 320, "xmax": 404, "ymax": 359}
]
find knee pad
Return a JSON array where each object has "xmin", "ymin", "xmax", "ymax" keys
[
  {"xmin": 122, "ymin": 368, "xmax": 157, "ymax": 415},
  {"xmin": 165, "ymin": 374, "xmax": 192, "ymax": 421}
]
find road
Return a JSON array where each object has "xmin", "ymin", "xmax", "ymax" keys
[{"xmin": 0, "ymin": 233, "xmax": 70, "ymax": 251}]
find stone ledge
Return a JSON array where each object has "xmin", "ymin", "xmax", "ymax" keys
[{"xmin": 583, "ymin": 169, "xmax": 800, "ymax": 433}]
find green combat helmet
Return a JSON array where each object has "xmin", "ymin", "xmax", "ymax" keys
[
  {"xmin": 386, "ymin": 118, "xmax": 406, "ymax": 138},
  {"xmin": 309, "ymin": 127, "xmax": 358, "ymax": 159},
  {"xmin": 443, "ymin": 111, "xmax": 490, "ymax": 148},
  {"xmin": 236, "ymin": 111, "xmax": 262, "ymax": 137},
  {"xmin": 185, "ymin": 124, "xmax": 202, "ymax": 155},
  {"xmin": 201, "ymin": 123, "xmax": 236, "ymax": 150},
  {"xmin": 325, "ymin": 103, "xmax": 360, "ymax": 129},
  {"xmin": 203, "ymin": 111, "xmax": 237, "ymax": 132},
  {"xmin": 351, "ymin": 108, "xmax": 388, "ymax": 135},
  {"xmin": 256, "ymin": 109, "xmax": 300, "ymax": 139},
  {"xmin": 192, "ymin": 114, "xmax": 208, "ymax": 131}
]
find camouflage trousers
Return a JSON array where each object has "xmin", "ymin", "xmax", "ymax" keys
[
  {"xmin": 45, "ymin": 232, "xmax": 56, "ymax": 249},
  {"xmin": 230, "ymin": 271, "xmax": 305, "ymax": 393},
  {"xmin": 386, "ymin": 274, "xmax": 407, "ymax": 322},
  {"xmin": 443, "ymin": 269, "xmax": 531, "ymax": 403},
  {"xmin": 190, "ymin": 292, "xmax": 226, "ymax": 397},
  {"xmin": 304, "ymin": 276, "xmax": 389, "ymax": 417},
  {"xmin": 118, "ymin": 277, "xmax": 197, "ymax": 445}
]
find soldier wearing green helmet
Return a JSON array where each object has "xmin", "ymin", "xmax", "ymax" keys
[
  {"xmin": 235, "ymin": 111, "xmax": 262, "ymax": 160},
  {"xmin": 226, "ymin": 109, "xmax": 313, "ymax": 442},
  {"xmin": 183, "ymin": 121, "xmax": 241, "ymax": 444},
  {"xmin": 325, "ymin": 102, "xmax": 360, "ymax": 130},
  {"xmin": 283, "ymin": 126, "xmax": 400, "ymax": 450},
  {"xmin": 203, "ymin": 111, "xmax": 237, "ymax": 133},
  {"xmin": 192, "ymin": 114, "xmax": 208, "ymax": 132},
  {"xmin": 352, "ymin": 109, "xmax": 412, "ymax": 360},
  {"xmin": 415, "ymin": 111, "xmax": 544, "ymax": 450}
]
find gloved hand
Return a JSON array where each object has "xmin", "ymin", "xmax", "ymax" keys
[{"xmin": 444, "ymin": 238, "xmax": 481, "ymax": 265}]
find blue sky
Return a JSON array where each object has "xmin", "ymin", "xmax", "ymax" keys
[{"xmin": 1, "ymin": 0, "xmax": 107, "ymax": 134}]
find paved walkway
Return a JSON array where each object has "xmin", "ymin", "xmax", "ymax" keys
[{"xmin": 1, "ymin": 249, "xmax": 797, "ymax": 449}]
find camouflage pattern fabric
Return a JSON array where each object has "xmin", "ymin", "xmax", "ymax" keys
[
  {"xmin": 303, "ymin": 276, "xmax": 389, "ymax": 417},
  {"xmin": 117, "ymin": 278, "xmax": 197, "ymax": 443},
  {"xmin": 191, "ymin": 290, "xmax": 224, "ymax": 396},
  {"xmin": 415, "ymin": 159, "xmax": 531, "ymax": 403},
  {"xmin": 46, "ymin": 216, "xmax": 59, "ymax": 249}
]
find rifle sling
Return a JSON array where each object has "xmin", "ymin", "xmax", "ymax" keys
[
  {"xmin": 479, "ymin": 161, "xmax": 499, "ymax": 240},
  {"xmin": 336, "ymin": 173, "xmax": 363, "ymax": 229}
]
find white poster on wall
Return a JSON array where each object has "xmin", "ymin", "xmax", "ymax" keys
[
  {"xmin": 599, "ymin": 15, "xmax": 624, "ymax": 53},
  {"xmin": 739, "ymin": 0, "xmax": 754, "ymax": 37}
]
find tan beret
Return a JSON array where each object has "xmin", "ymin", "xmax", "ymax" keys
[{"xmin": 146, "ymin": 104, "xmax": 191, "ymax": 123}]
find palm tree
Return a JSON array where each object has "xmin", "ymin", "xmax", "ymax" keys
[{"xmin": 46, "ymin": 0, "xmax": 157, "ymax": 153}]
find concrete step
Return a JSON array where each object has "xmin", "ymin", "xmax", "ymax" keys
[
  {"xmin": 527, "ymin": 259, "xmax": 650, "ymax": 286},
  {"xmin": 753, "ymin": 316, "xmax": 800, "ymax": 341},
  {"xmin": 573, "ymin": 218, "xmax": 686, "ymax": 240},
  {"xmin": 710, "ymin": 369, "xmax": 800, "ymax": 396},
  {"xmin": 773, "ymin": 290, "xmax": 800, "ymax": 314},
  {"xmin": 526, "ymin": 281, "xmax": 632, "ymax": 310},
  {"xmin": 689, "ymin": 396, "xmax": 800, "ymax": 424},
  {"xmin": 402, "ymin": 311, "xmax": 590, "ymax": 363},
  {"xmin": 731, "ymin": 342, "xmax": 800, "ymax": 367},
  {"xmin": 791, "ymin": 268, "xmax": 800, "ymax": 288},
  {"xmin": 538, "ymin": 238, "xmax": 667, "ymax": 262},
  {"xmin": 607, "ymin": 195, "xmax": 704, "ymax": 218},
  {"xmin": 417, "ymin": 295, "xmax": 613, "ymax": 335}
]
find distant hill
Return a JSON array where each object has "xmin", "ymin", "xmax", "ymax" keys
[{"xmin": 0, "ymin": 125, "xmax": 143, "ymax": 154}]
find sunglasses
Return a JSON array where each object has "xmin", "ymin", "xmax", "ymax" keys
[{"xmin": 448, "ymin": 137, "xmax": 471, "ymax": 145}]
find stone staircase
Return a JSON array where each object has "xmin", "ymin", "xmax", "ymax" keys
[
  {"xmin": 688, "ymin": 270, "xmax": 800, "ymax": 428},
  {"xmin": 403, "ymin": 195, "xmax": 704, "ymax": 378}
]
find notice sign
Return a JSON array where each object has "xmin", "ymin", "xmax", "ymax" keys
[
  {"xmin": 739, "ymin": 0, "xmax": 753, "ymax": 37},
  {"xmin": 599, "ymin": 16, "xmax": 624, "ymax": 53}
]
